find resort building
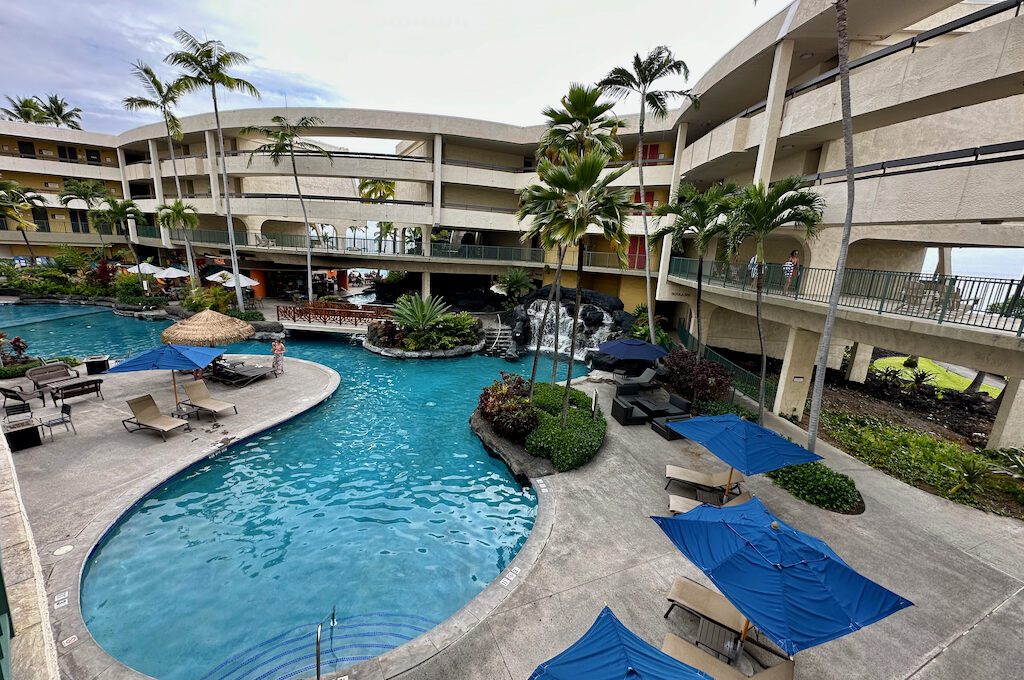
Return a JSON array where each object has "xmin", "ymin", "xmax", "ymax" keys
[{"xmin": 1, "ymin": 0, "xmax": 1022, "ymax": 442}]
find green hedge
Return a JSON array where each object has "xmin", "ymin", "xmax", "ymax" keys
[
  {"xmin": 694, "ymin": 400, "xmax": 757, "ymax": 420},
  {"xmin": 767, "ymin": 462, "xmax": 861, "ymax": 513},
  {"xmin": 531, "ymin": 382, "xmax": 593, "ymax": 417},
  {"xmin": 526, "ymin": 407, "xmax": 607, "ymax": 472},
  {"xmin": 227, "ymin": 309, "xmax": 265, "ymax": 322},
  {"xmin": 0, "ymin": 357, "xmax": 81, "ymax": 380}
]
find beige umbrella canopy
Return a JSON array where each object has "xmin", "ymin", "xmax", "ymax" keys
[{"xmin": 161, "ymin": 309, "xmax": 255, "ymax": 347}]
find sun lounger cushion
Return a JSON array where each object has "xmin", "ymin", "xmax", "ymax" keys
[
  {"xmin": 183, "ymin": 380, "xmax": 237, "ymax": 416},
  {"xmin": 669, "ymin": 491, "xmax": 753, "ymax": 515},
  {"xmin": 662, "ymin": 633, "xmax": 794, "ymax": 680}
]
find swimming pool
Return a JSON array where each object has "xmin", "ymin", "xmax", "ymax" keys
[{"xmin": 2, "ymin": 305, "xmax": 580, "ymax": 679}]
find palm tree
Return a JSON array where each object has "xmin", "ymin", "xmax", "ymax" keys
[
  {"xmin": 95, "ymin": 197, "xmax": 148, "ymax": 283},
  {"xmin": 0, "ymin": 180, "xmax": 44, "ymax": 260},
  {"xmin": 729, "ymin": 177, "xmax": 824, "ymax": 424},
  {"xmin": 241, "ymin": 116, "xmax": 331, "ymax": 301},
  {"xmin": 358, "ymin": 178, "xmax": 398, "ymax": 266},
  {"xmin": 519, "ymin": 151, "xmax": 637, "ymax": 424},
  {"xmin": 167, "ymin": 28, "xmax": 260, "ymax": 309},
  {"xmin": 806, "ymin": 0, "xmax": 857, "ymax": 451},
  {"xmin": 35, "ymin": 94, "xmax": 82, "ymax": 129},
  {"xmin": 59, "ymin": 178, "xmax": 112, "ymax": 255},
  {"xmin": 654, "ymin": 181, "xmax": 737, "ymax": 354},
  {"xmin": 123, "ymin": 62, "xmax": 188, "ymax": 200},
  {"xmin": 600, "ymin": 46, "xmax": 697, "ymax": 346},
  {"xmin": 157, "ymin": 200, "xmax": 201, "ymax": 279},
  {"xmin": 1, "ymin": 96, "xmax": 45, "ymax": 124}
]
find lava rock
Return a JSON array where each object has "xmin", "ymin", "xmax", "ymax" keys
[
  {"xmin": 589, "ymin": 352, "xmax": 619, "ymax": 372},
  {"xmin": 581, "ymin": 305, "xmax": 605, "ymax": 328},
  {"xmin": 611, "ymin": 310, "xmax": 635, "ymax": 332},
  {"xmin": 525, "ymin": 285, "xmax": 624, "ymax": 312},
  {"xmin": 504, "ymin": 344, "xmax": 520, "ymax": 362}
]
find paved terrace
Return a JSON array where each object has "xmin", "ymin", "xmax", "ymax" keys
[
  {"xmin": 344, "ymin": 378, "xmax": 1024, "ymax": 680},
  {"xmin": 3, "ymin": 356, "xmax": 339, "ymax": 679}
]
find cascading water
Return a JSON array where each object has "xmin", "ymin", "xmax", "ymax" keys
[{"xmin": 526, "ymin": 299, "xmax": 615, "ymax": 359}]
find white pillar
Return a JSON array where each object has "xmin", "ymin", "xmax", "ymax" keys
[
  {"xmin": 845, "ymin": 342, "xmax": 874, "ymax": 383},
  {"xmin": 935, "ymin": 247, "xmax": 952, "ymax": 276},
  {"xmin": 990, "ymin": 378, "xmax": 1024, "ymax": 449},
  {"xmin": 432, "ymin": 134, "xmax": 442, "ymax": 231},
  {"xmin": 148, "ymin": 139, "xmax": 171, "ymax": 247},
  {"xmin": 205, "ymin": 130, "xmax": 221, "ymax": 214},
  {"xmin": 752, "ymin": 39, "xmax": 795, "ymax": 185},
  {"xmin": 116, "ymin": 148, "xmax": 138, "ymax": 242},
  {"xmin": 667, "ymin": 123, "xmax": 689, "ymax": 201},
  {"xmin": 398, "ymin": 227, "xmax": 406, "ymax": 254},
  {"xmin": 773, "ymin": 326, "xmax": 821, "ymax": 419},
  {"xmin": 421, "ymin": 271, "xmax": 431, "ymax": 298}
]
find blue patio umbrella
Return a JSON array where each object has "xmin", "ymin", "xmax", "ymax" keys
[
  {"xmin": 529, "ymin": 606, "xmax": 711, "ymax": 679},
  {"xmin": 652, "ymin": 498, "xmax": 913, "ymax": 656},
  {"xmin": 597, "ymin": 338, "xmax": 668, "ymax": 362},
  {"xmin": 108, "ymin": 344, "xmax": 225, "ymax": 401}
]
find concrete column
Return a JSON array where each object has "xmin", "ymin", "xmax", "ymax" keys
[
  {"xmin": 148, "ymin": 139, "xmax": 171, "ymax": 247},
  {"xmin": 686, "ymin": 299, "xmax": 716, "ymax": 344},
  {"xmin": 935, "ymin": 247, "xmax": 952, "ymax": 276},
  {"xmin": 990, "ymin": 378, "xmax": 1024, "ymax": 449},
  {"xmin": 205, "ymin": 130, "xmax": 221, "ymax": 214},
  {"xmin": 667, "ymin": 123, "xmax": 689, "ymax": 201},
  {"xmin": 432, "ymin": 134, "xmax": 442, "ymax": 231},
  {"xmin": 752, "ymin": 39, "xmax": 795, "ymax": 185},
  {"xmin": 844, "ymin": 342, "xmax": 874, "ymax": 383},
  {"xmin": 398, "ymin": 227, "xmax": 406, "ymax": 254},
  {"xmin": 656, "ymin": 234, "xmax": 674, "ymax": 301},
  {"xmin": 772, "ymin": 326, "xmax": 821, "ymax": 419},
  {"xmin": 422, "ymin": 224, "xmax": 431, "ymax": 257},
  {"xmin": 115, "ymin": 148, "xmax": 138, "ymax": 242},
  {"xmin": 421, "ymin": 271, "xmax": 431, "ymax": 298}
]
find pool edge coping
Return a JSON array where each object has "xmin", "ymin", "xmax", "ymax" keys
[{"xmin": 52, "ymin": 356, "xmax": 341, "ymax": 680}]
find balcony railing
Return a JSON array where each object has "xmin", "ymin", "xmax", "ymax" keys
[
  {"xmin": 668, "ymin": 257, "xmax": 1024, "ymax": 334},
  {"xmin": 430, "ymin": 242, "xmax": 544, "ymax": 262},
  {"xmin": 135, "ymin": 225, "xmax": 162, "ymax": 239},
  {"xmin": 583, "ymin": 251, "xmax": 647, "ymax": 270}
]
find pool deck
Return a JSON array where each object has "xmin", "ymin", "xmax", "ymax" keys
[
  {"xmin": 3, "ymin": 355, "xmax": 339, "ymax": 680},
  {"xmin": 340, "ymin": 378, "xmax": 1024, "ymax": 680}
]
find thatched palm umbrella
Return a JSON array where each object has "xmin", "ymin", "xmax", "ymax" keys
[{"xmin": 161, "ymin": 309, "xmax": 255, "ymax": 347}]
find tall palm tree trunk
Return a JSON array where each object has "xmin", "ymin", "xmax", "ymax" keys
[
  {"xmin": 528, "ymin": 272, "xmax": 559, "ymax": 399},
  {"xmin": 18, "ymin": 229, "xmax": 36, "ymax": 261},
  {"xmin": 636, "ymin": 107, "xmax": 658, "ymax": 345},
  {"xmin": 211, "ymin": 85, "xmax": 245, "ymax": 310},
  {"xmin": 561, "ymin": 242, "xmax": 587, "ymax": 425},
  {"xmin": 550, "ymin": 248, "xmax": 566, "ymax": 384},
  {"xmin": 695, "ymin": 252, "xmax": 705, "ymax": 354},
  {"xmin": 164, "ymin": 123, "xmax": 197, "ymax": 282},
  {"xmin": 756, "ymin": 242, "xmax": 767, "ymax": 425},
  {"xmin": 966, "ymin": 371, "xmax": 987, "ymax": 394},
  {"xmin": 290, "ymin": 150, "xmax": 314, "ymax": 301},
  {"xmin": 807, "ymin": 0, "xmax": 854, "ymax": 451}
]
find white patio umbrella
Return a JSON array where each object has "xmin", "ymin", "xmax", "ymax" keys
[
  {"xmin": 206, "ymin": 271, "xmax": 259, "ymax": 288},
  {"xmin": 156, "ymin": 266, "xmax": 190, "ymax": 279},
  {"xmin": 126, "ymin": 262, "xmax": 164, "ymax": 275}
]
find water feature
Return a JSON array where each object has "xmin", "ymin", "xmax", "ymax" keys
[
  {"xmin": 1, "ymin": 304, "xmax": 584, "ymax": 680},
  {"xmin": 525, "ymin": 299, "xmax": 614, "ymax": 359}
]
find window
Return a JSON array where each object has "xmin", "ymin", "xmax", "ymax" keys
[
  {"xmin": 641, "ymin": 144, "xmax": 659, "ymax": 161},
  {"xmin": 632, "ymin": 190, "xmax": 654, "ymax": 206},
  {"xmin": 0, "ymin": 216, "xmax": 7, "ymax": 231},
  {"xmin": 57, "ymin": 145, "xmax": 79, "ymax": 162},
  {"xmin": 31, "ymin": 207, "xmax": 49, "ymax": 232},
  {"xmin": 69, "ymin": 209, "xmax": 89, "ymax": 233},
  {"xmin": 627, "ymin": 235, "xmax": 647, "ymax": 269},
  {"xmin": 17, "ymin": 141, "xmax": 35, "ymax": 158},
  {"xmin": 85, "ymin": 149, "xmax": 101, "ymax": 165}
]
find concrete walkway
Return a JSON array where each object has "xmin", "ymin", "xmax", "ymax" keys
[
  {"xmin": 5, "ymin": 356, "xmax": 339, "ymax": 680},
  {"xmin": 346, "ymin": 379, "xmax": 1024, "ymax": 680}
]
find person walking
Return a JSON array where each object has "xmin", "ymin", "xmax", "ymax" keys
[
  {"xmin": 783, "ymin": 249, "xmax": 800, "ymax": 295},
  {"xmin": 272, "ymin": 338, "xmax": 286, "ymax": 375}
]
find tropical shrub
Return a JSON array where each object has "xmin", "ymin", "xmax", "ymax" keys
[
  {"xmin": 664, "ymin": 348, "xmax": 733, "ymax": 402},
  {"xmin": 531, "ymin": 382, "xmax": 593, "ymax": 416},
  {"xmin": 113, "ymin": 273, "xmax": 165, "ymax": 306},
  {"xmin": 184, "ymin": 284, "xmax": 233, "ymax": 313},
  {"xmin": 630, "ymin": 304, "xmax": 673, "ymax": 348},
  {"xmin": 693, "ymin": 400, "xmax": 757, "ymax": 420},
  {"xmin": 0, "ymin": 356, "xmax": 80, "ymax": 379},
  {"xmin": 478, "ymin": 373, "xmax": 538, "ymax": 443},
  {"xmin": 402, "ymin": 311, "xmax": 478, "ymax": 351},
  {"xmin": 227, "ymin": 309, "xmax": 265, "ymax": 321},
  {"xmin": 767, "ymin": 462, "xmax": 861, "ymax": 513},
  {"xmin": 526, "ymin": 408, "xmax": 607, "ymax": 472},
  {"xmin": 53, "ymin": 244, "xmax": 91, "ymax": 274},
  {"xmin": 392, "ymin": 294, "xmax": 450, "ymax": 331},
  {"xmin": 479, "ymin": 372, "xmax": 529, "ymax": 418},
  {"xmin": 497, "ymin": 267, "xmax": 535, "ymax": 307}
]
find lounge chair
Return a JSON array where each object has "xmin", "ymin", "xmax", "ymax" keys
[
  {"xmin": 0, "ymin": 385, "xmax": 46, "ymax": 407},
  {"xmin": 613, "ymin": 367, "xmax": 658, "ymax": 388},
  {"xmin": 664, "ymin": 575, "xmax": 748, "ymax": 632},
  {"xmin": 665, "ymin": 465, "xmax": 744, "ymax": 493},
  {"xmin": 182, "ymin": 380, "xmax": 238, "ymax": 420},
  {"xmin": 651, "ymin": 414, "xmax": 692, "ymax": 440},
  {"xmin": 122, "ymin": 395, "xmax": 191, "ymax": 441},
  {"xmin": 669, "ymin": 491, "xmax": 753, "ymax": 515},
  {"xmin": 210, "ymin": 364, "xmax": 276, "ymax": 387},
  {"xmin": 662, "ymin": 634, "xmax": 794, "ymax": 680}
]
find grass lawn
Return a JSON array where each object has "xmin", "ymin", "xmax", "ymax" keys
[{"xmin": 871, "ymin": 356, "xmax": 1002, "ymax": 397}]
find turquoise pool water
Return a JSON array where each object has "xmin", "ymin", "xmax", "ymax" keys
[
  {"xmin": 1, "ymin": 305, "xmax": 580, "ymax": 679},
  {"xmin": 0, "ymin": 304, "xmax": 169, "ymax": 357}
]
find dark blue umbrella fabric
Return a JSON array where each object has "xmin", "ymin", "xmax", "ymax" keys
[
  {"xmin": 108, "ymin": 344, "xmax": 224, "ymax": 372},
  {"xmin": 652, "ymin": 498, "xmax": 913, "ymax": 655},
  {"xmin": 529, "ymin": 606, "xmax": 711, "ymax": 680},
  {"xmin": 667, "ymin": 414, "xmax": 822, "ymax": 475},
  {"xmin": 596, "ymin": 338, "xmax": 668, "ymax": 362}
]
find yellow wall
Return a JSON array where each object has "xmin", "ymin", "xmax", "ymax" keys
[{"xmin": 0, "ymin": 136, "xmax": 118, "ymax": 167}]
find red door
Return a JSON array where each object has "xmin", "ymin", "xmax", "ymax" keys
[
  {"xmin": 627, "ymin": 235, "xmax": 646, "ymax": 269},
  {"xmin": 641, "ymin": 143, "xmax": 659, "ymax": 161}
]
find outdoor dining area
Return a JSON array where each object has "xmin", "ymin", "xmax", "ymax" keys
[{"xmin": 529, "ymin": 410, "xmax": 914, "ymax": 679}]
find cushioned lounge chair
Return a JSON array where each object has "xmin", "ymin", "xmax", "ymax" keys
[
  {"xmin": 669, "ymin": 491, "xmax": 753, "ymax": 515},
  {"xmin": 664, "ymin": 575, "xmax": 748, "ymax": 632},
  {"xmin": 210, "ymin": 364, "xmax": 276, "ymax": 387},
  {"xmin": 122, "ymin": 395, "xmax": 191, "ymax": 441},
  {"xmin": 662, "ymin": 634, "xmax": 794, "ymax": 680},
  {"xmin": 665, "ymin": 465, "xmax": 744, "ymax": 493},
  {"xmin": 182, "ymin": 380, "xmax": 238, "ymax": 420},
  {"xmin": 613, "ymin": 367, "xmax": 658, "ymax": 388}
]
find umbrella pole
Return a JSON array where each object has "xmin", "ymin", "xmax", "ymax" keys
[{"xmin": 723, "ymin": 467, "xmax": 735, "ymax": 504}]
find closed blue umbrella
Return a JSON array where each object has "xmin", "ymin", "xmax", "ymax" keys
[
  {"xmin": 109, "ymin": 344, "xmax": 225, "ymax": 401},
  {"xmin": 667, "ymin": 414, "xmax": 822, "ymax": 476},
  {"xmin": 597, "ymin": 338, "xmax": 668, "ymax": 362},
  {"xmin": 529, "ymin": 606, "xmax": 711, "ymax": 679},
  {"xmin": 652, "ymin": 498, "xmax": 913, "ymax": 656}
]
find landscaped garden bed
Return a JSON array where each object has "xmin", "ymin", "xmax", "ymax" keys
[{"xmin": 364, "ymin": 294, "xmax": 484, "ymax": 359}]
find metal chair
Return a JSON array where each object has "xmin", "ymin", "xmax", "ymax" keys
[
  {"xmin": 4, "ymin": 402, "xmax": 33, "ymax": 425},
  {"xmin": 41, "ymin": 404, "xmax": 75, "ymax": 441}
]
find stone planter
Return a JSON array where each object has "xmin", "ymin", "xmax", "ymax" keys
[{"xmin": 362, "ymin": 337, "xmax": 486, "ymax": 359}]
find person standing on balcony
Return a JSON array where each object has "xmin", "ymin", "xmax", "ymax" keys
[{"xmin": 783, "ymin": 250, "xmax": 800, "ymax": 296}]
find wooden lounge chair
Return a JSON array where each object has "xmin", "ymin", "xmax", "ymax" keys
[
  {"xmin": 662, "ymin": 634, "xmax": 794, "ymax": 680},
  {"xmin": 669, "ymin": 491, "xmax": 753, "ymax": 515},
  {"xmin": 122, "ymin": 395, "xmax": 191, "ymax": 441},
  {"xmin": 665, "ymin": 465, "xmax": 744, "ymax": 493},
  {"xmin": 182, "ymin": 380, "xmax": 238, "ymax": 420}
]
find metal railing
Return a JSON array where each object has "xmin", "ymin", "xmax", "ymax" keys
[
  {"xmin": 430, "ymin": 242, "xmax": 544, "ymax": 262},
  {"xmin": 441, "ymin": 202, "xmax": 518, "ymax": 214},
  {"xmin": 583, "ymin": 251, "xmax": 648, "ymax": 270},
  {"xmin": 135, "ymin": 225, "xmax": 161, "ymax": 239},
  {"xmin": 171, "ymin": 228, "xmax": 250, "ymax": 247},
  {"xmin": 668, "ymin": 257, "xmax": 1024, "ymax": 334},
  {"xmin": 677, "ymin": 322, "xmax": 778, "ymax": 406}
]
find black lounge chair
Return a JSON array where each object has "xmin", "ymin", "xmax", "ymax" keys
[
  {"xmin": 611, "ymin": 396, "xmax": 647, "ymax": 426},
  {"xmin": 211, "ymin": 364, "xmax": 277, "ymax": 387}
]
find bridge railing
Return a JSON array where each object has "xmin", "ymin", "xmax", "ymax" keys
[
  {"xmin": 277, "ymin": 301, "xmax": 392, "ymax": 326},
  {"xmin": 668, "ymin": 257, "xmax": 1024, "ymax": 334}
]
